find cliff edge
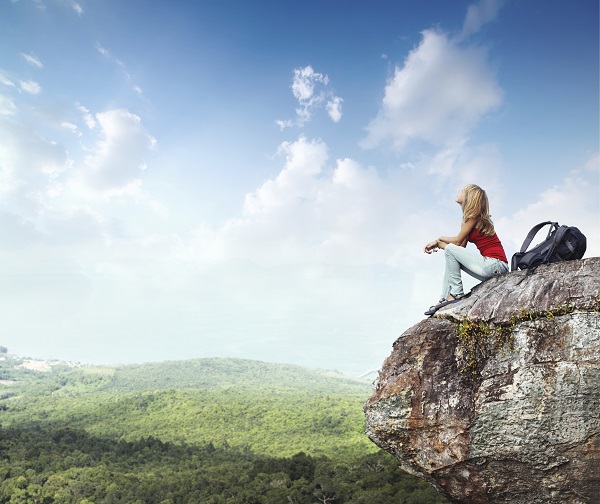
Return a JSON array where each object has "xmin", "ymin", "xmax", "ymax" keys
[{"xmin": 364, "ymin": 257, "xmax": 600, "ymax": 504}]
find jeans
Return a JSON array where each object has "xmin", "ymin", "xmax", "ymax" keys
[{"xmin": 440, "ymin": 244, "xmax": 509, "ymax": 300}]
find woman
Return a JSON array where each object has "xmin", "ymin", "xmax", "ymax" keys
[{"xmin": 424, "ymin": 184, "xmax": 508, "ymax": 316}]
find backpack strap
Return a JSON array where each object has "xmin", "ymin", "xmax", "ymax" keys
[
  {"xmin": 544, "ymin": 225, "xmax": 568, "ymax": 262},
  {"xmin": 563, "ymin": 237, "xmax": 576, "ymax": 255},
  {"xmin": 519, "ymin": 221, "xmax": 559, "ymax": 253}
]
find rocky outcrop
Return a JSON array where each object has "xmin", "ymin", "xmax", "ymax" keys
[{"xmin": 364, "ymin": 257, "xmax": 600, "ymax": 504}]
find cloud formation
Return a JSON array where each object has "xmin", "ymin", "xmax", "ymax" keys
[
  {"xmin": 0, "ymin": 95, "xmax": 17, "ymax": 115},
  {"xmin": 460, "ymin": 0, "xmax": 504, "ymax": 40},
  {"xmin": 70, "ymin": 1, "xmax": 83, "ymax": 16},
  {"xmin": 362, "ymin": 29, "xmax": 503, "ymax": 151},
  {"xmin": 326, "ymin": 96, "xmax": 343, "ymax": 123},
  {"xmin": 74, "ymin": 109, "xmax": 156, "ymax": 197},
  {"xmin": 0, "ymin": 98, "xmax": 157, "ymax": 260},
  {"xmin": 20, "ymin": 80, "xmax": 41, "ymax": 94},
  {"xmin": 192, "ymin": 136, "xmax": 435, "ymax": 270},
  {"xmin": 277, "ymin": 65, "xmax": 343, "ymax": 129},
  {"xmin": 21, "ymin": 53, "xmax": 43, "ymax": 68}
]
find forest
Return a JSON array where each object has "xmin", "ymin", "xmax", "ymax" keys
[{"xmin": 0, "ymin": 355, "xmax": 447, "ymax": 503}]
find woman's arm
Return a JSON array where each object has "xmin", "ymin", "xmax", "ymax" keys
[
  {"xmin": 438, "ymin": 217, "xmax": 476, "ymax": 248},
  {"xmin": 424, "ymin": 217, "xmax": 476, "ymax": 253}
]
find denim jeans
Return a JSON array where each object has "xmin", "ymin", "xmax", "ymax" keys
[{"xmin": 440, "ymin": 244, "xmax": 509, "ymax": 299}]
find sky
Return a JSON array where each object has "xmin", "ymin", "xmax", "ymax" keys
[{"xmin": 0, "ymin": 0, "xmax": 598, "ymax": 377}]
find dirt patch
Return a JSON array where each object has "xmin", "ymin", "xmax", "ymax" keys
[{"xmin": 18, "ymin": 360, "xmax": 52, "ymax": 372}]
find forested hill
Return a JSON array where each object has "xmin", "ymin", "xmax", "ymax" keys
[
  {"xmin": 0, "ymin": 353, "xmax": 375, "ymax": 458},
  {"xmin": 0, "ymin": 353, "xmax": 447, "ymax": 503},
  {"xmin": 107, "ymin": 357, "xmax": 372, "ymax": 394},
  {"xmin": 0, "ymin": 353, "xmax": 371, "ymax": 396}
]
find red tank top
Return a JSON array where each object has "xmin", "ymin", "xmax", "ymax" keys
[{"xmin": 468, "ymin": 228, "xmax": 508, "ymax": 263}]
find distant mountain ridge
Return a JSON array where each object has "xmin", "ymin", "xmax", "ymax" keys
[
  {"xmin": 108, "ymin": 357, "xmax": 371, "ymax": 394},
  {"xmin": 0, "ymin": 353, "xmax": 371, "ymax": 396},
  {"xmin": 0, "ymin": 353, "xmax": 374, "ymax": 459}
]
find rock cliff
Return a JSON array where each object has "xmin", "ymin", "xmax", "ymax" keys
[{"xmin": 364, "ymin": 257, "xmax": 600, "ymax": 504}]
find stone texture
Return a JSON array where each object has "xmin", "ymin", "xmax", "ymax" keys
[{"xmin": 364, "ymin": 257, "xmax": 600, "ymax": 504}]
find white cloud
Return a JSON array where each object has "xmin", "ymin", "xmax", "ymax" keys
[
  {"xmin": 280, "ymin": 66, "xmax": 342, "ymax": 127},
  {"xmin": 0, "ymin": 125, "xmax": 421, "ymax": 372},
  {"xmin": 70, "ymin": 1, "xmax": 83, "ymax": 16},
  {"xmin": 0, "ymin": 115, "xmax": 71, "ymax": 226},
  {"xmin": 326, "ymin": 96, "xmax": 343, "ymax": 123},
  {"xmin": 0, "ymin": 97, "xmax": 164, "ymax": 272},
  {"xmin": 0, "ymin": 75, "xmax": 16, "ymax": 88},
  {"xmin": 0, "ymin": 93, "xmax": 158, "ymax": 236},
  {"xmin": 95, "ymin": 42, "xmax": 110, "ymax": 58},
  {"xmin": 21, "ymin": 53, "xmax": 43, "ymax": 68},
  {"xmin": 74, "ymin": 109, "xmax": 156, "ymax": 197},
  {"xmin": 585, "ymin": 152, "xmax": 599, "ymax": 172},
  {"xmin": 361, "ymin": 29, "xmax": 503, "ymax": 151},
  {"xmin": 106, "ymin": 135, "xmax": 431, "ymax": 372},
  {"xmin": 20, "ymin": 80, "xmax": 41, "ymax": 94},
  {"xmin": 77, "ymin": 104, "xmax": 96, "ymax": 129},
  {"xmin": 275, "ymin": 119, "xmax": 293, "ymax": 130},
  {"xmin": 291, "ymin": 66, "xmax": 328, "ymax": 101},
  {"xmin": 425, "ymin": 141, "xmax": 503, "ymax": 191},
  {"xmin": 0, "ymin": 95, "xmax": 18, "ymax": 115},
  {"xmin": 460, "ymin": 0, "xmax": 504, "ymax": 41},
  {"xmin": 193, "ymin": 136, "xmax": 433, "ymax": 270},
  {"xmin": 61, "ymin": 121, "xmax": 80, "ymax": 136}
]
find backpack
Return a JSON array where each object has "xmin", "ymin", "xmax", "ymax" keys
[{"xmin": 511, "ymin": 221, "xmax": 587, "ymax": 271}]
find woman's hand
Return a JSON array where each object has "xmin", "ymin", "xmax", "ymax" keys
[{"xmin": 424, "ymin": 240, "xmax": 439, "ymax": 254}]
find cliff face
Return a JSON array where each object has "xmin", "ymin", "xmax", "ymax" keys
[{"xmin": 364, "ymin": 257, "xmax": 600, "ymax": 504}]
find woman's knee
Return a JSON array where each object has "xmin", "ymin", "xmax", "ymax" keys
[{"xmin": 444, "ymin": 244, "xmax": 459, "ymax": 259}]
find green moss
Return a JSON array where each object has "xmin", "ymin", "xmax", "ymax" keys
[
  {"xmin": 451, "ymin": 296, "xmax": 600, "ymax": 375},
  {"xmin": 454, "ymin": 318, "xmax": 514, "ymax": 375}
]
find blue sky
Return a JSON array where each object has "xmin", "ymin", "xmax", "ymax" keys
[{"xmin": 0, "ymin": 0, "xmax": 598, "ymax": 376}]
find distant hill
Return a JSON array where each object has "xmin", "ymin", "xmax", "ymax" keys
[
  {"xmin": 0, "ymin": 353, "xmax": 447, "ymax": 502},
  {"xmin": 0, "ymin": 354, "xmax": 372, "ymax": 396},
  {"xmin": 106, "ymin": 357, "xmax": 372, "ymax": 394},
  {"xmin": 0, "ymin": 353, "xmax": 374, "ymax": 458}
]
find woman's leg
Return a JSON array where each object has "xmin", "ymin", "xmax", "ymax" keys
[{"xmin": 440, "ymin": 244, "xmax": 507, "ymax": 299}]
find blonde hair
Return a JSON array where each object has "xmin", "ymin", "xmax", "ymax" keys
[{"xmin": 461, "ymin": 184, "xmax": 495, "ymax": 236}]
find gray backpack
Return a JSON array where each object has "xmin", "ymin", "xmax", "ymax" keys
[{"xmin": 511, "ymin": 221, "xmax": 586, "ymax": 271}]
